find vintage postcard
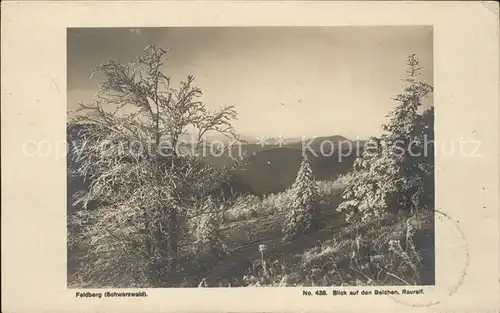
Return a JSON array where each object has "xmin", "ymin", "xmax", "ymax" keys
[{"xmin": 2, "ymin": 1, "xmax": 499, "ymax": 313}]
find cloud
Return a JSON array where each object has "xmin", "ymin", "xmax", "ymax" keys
[{"xmin": 129, "ymin": 28, "xmax": 141, "ymax": 36}]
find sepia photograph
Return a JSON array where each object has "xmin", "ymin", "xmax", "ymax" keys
[
  {"xmin": 67, "ymin": 26, "xmax": 435, "ymax": 288},
  {"xmin": 2, "ymin": 1, "xmax": 499, "ymax": 313}
]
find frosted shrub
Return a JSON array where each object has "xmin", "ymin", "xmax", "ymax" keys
[
  {"xmin": 194, "ymin": 197, "xmax": 227, "ymax": 259},
  {"xmin": 262, "ymin": 191, "xmax": 293, "ymax": 213},
  {"xmin": 225, "ymin": 194, "xmax": 262, "ymax": 221}
]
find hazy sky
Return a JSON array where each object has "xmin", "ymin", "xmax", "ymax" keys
[{"xmin": 67, "ymin": 26, "xmax": 433, "ymax": 139}]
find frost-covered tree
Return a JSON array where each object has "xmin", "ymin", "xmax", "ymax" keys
[
  {"xmin": 337, "ymin": 54, "xmax": 434, "ymax": 223},
  {"xmin": 194, "ymin": 196, "xmax": 227, "ymax": 259},
  {"xmin": 282, "ymin": 153, "xmax": 320, "ymax": 242},
  {"xmin": 67, "ymin": 45, "xmax": 239, "ymax": 287}
]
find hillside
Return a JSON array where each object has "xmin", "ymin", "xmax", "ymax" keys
[
  {"xmin": 200, "ymin": 205, "xmax": 434, "ymax": 287},
  {"xmin": 69, "ymin": 184, "xmax": 435, "ymax": 288}
]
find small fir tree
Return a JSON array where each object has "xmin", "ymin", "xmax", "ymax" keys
[{"xmin": 282, "ymin": 153, "xmax": 320, "ymax": 242}]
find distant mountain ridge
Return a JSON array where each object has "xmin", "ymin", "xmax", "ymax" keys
[
  {"xmin": 187, "ymin": 132, "xmax": 367, "ymax": 147},
  {"xmin": 201, "ymin": 134, "xmax": 366, "ymax": 168}
]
